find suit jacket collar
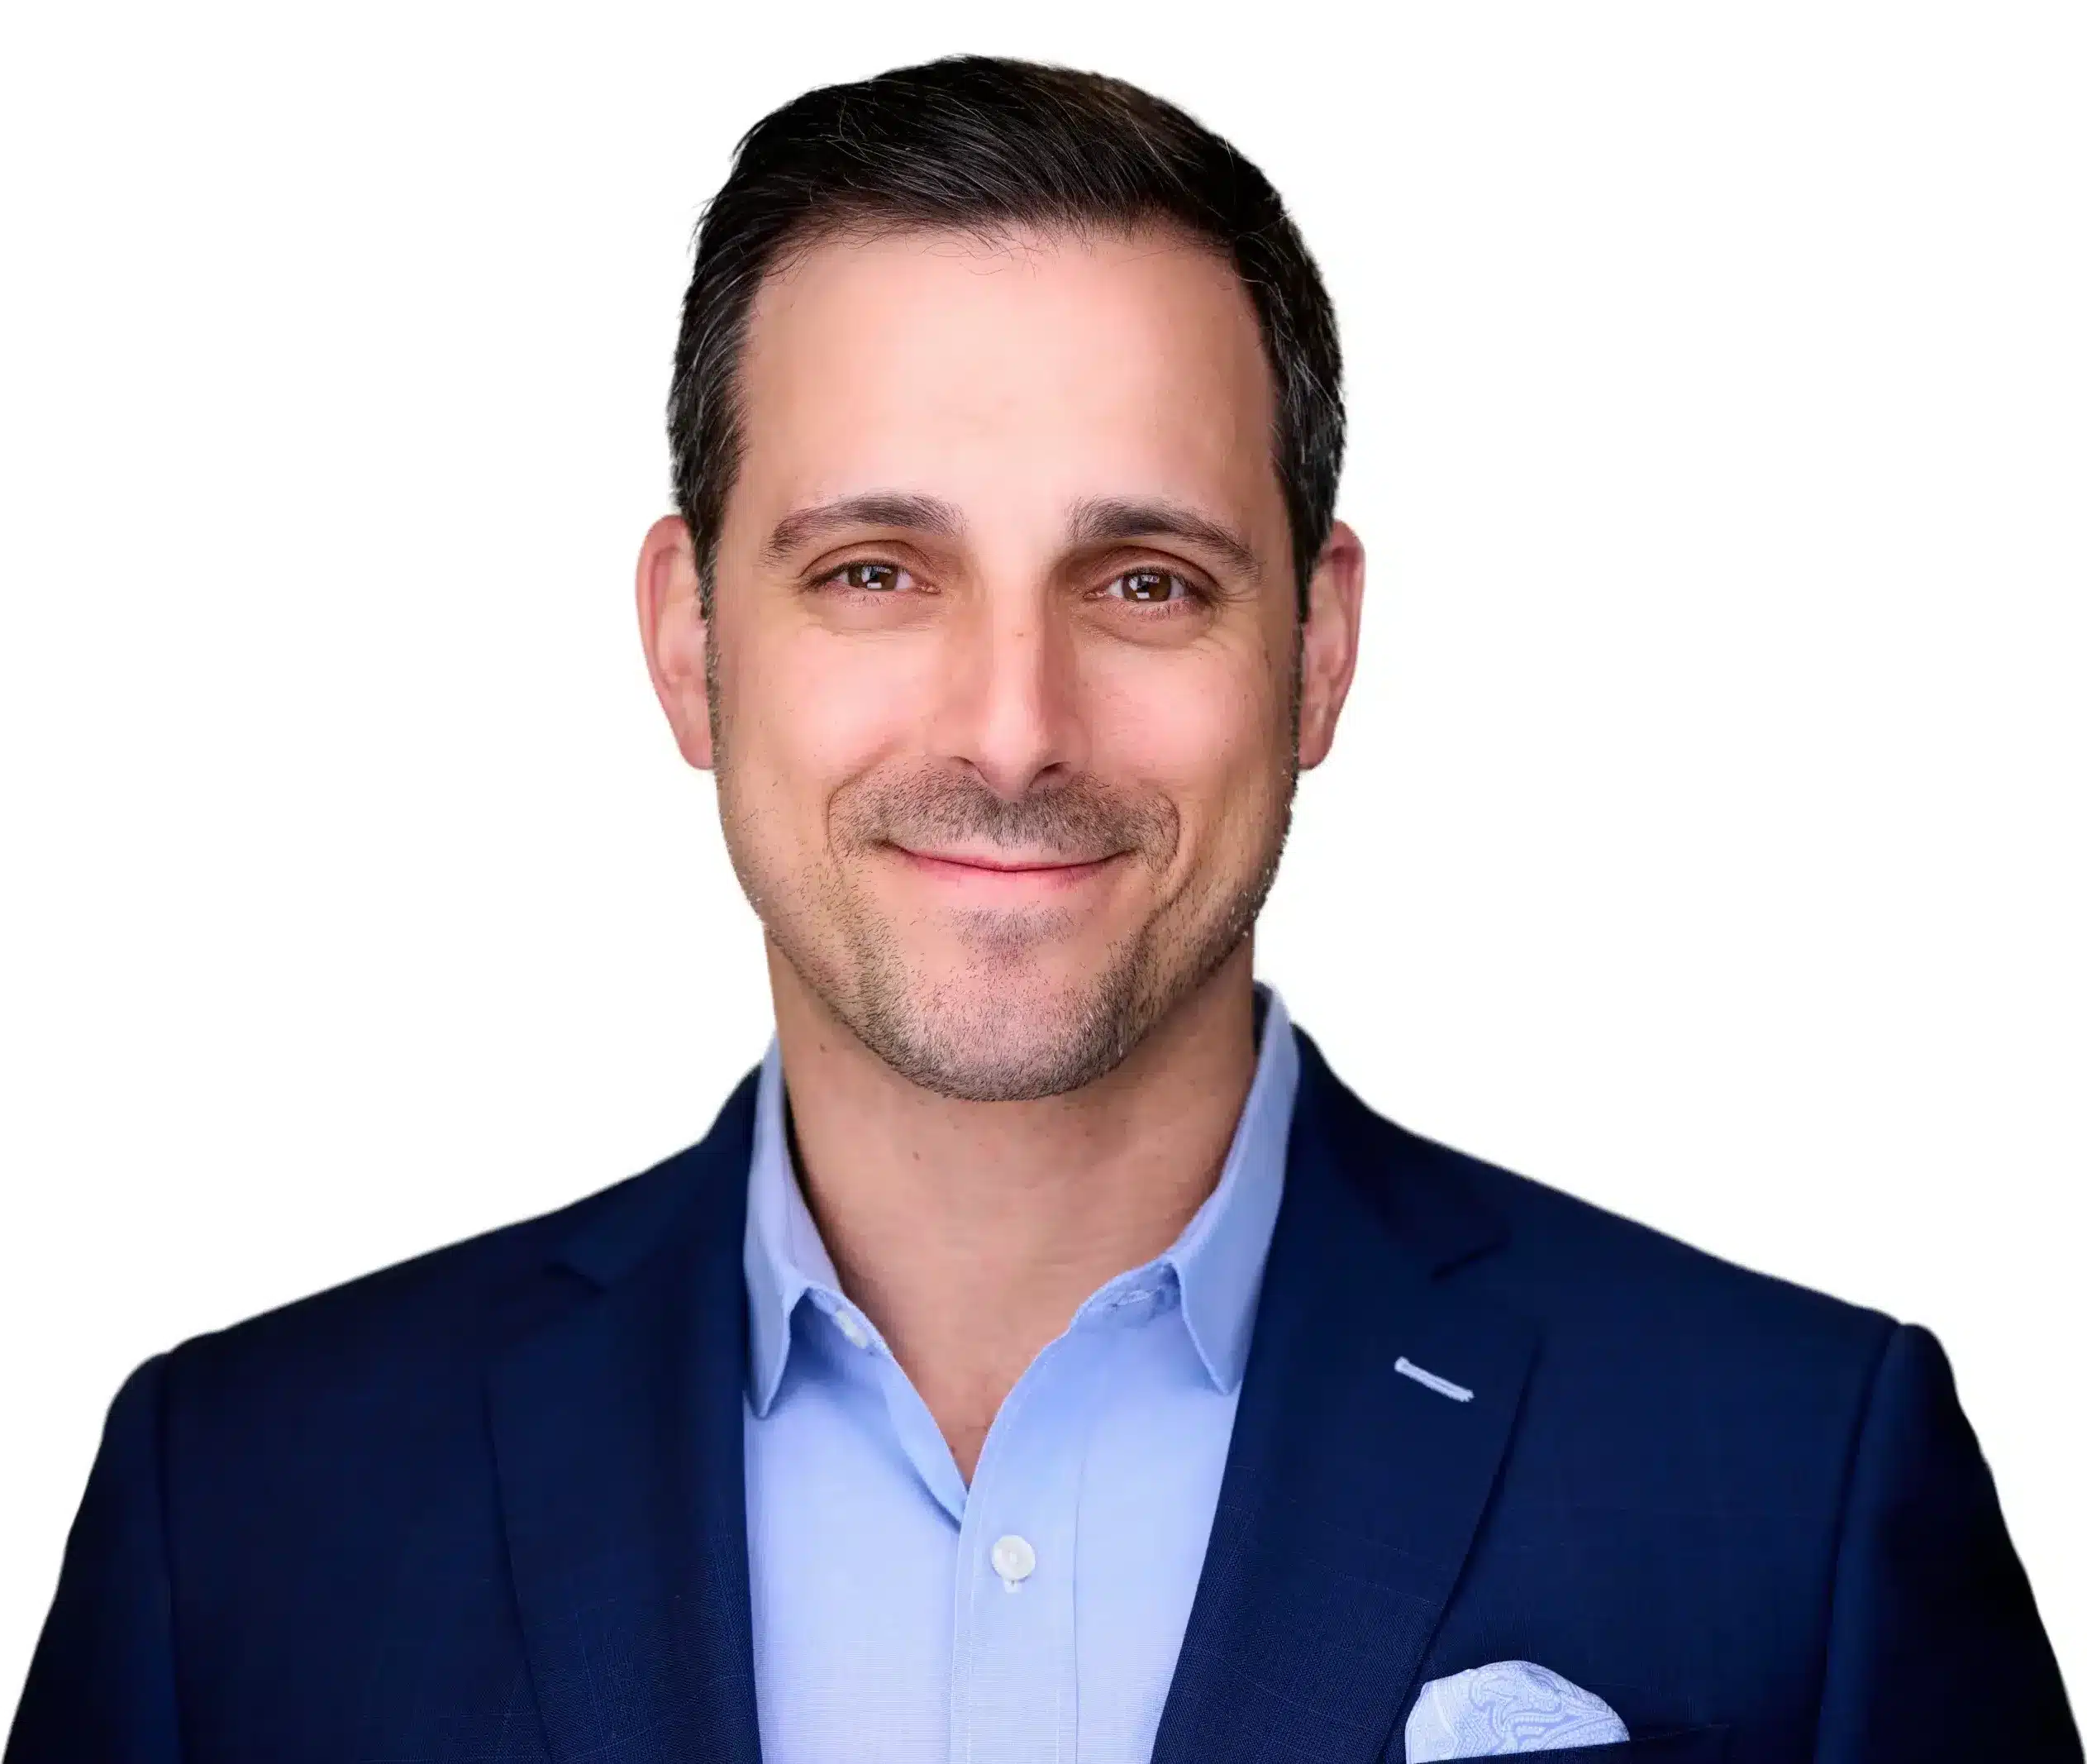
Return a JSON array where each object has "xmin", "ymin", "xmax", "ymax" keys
[
  {"xmin": 1151, "ymin": 1029, "xmax": 1532, "ymax": 1764},
  {"xmin": 489, "ymin": 1071, "xmax": 764, "ymax": 1764},
  {"xmin": 488, "ymin": 1030, "xmax": 1527, "ymax": 1764}
]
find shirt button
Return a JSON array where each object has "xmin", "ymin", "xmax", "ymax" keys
[
  {"xmin": 989, "ymin": 1533, "xmax": 1036, "ymax": 1588},
  {"xmin": 833, "ymin": 1309, "xmax": 870, "ymax": 1349}
]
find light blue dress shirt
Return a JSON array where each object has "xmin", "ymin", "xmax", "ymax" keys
[{"xmin": 741, "ymin": 987, "xmax": 1301, "ymax": 1764}]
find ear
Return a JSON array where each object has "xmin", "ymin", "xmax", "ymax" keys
[
  {"xmin": 1297, "ymin": 518, "xmax": 1365, "ymax": 770},
  {"xmin": 635, "ymin": 514, "xmax": 716, "ymax": 770}
]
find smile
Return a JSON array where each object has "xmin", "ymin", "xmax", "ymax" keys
[{"xmin": 887, "ymin": 845, "xmax": 1126, "ymax": 892}]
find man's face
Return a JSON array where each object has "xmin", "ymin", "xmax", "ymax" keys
[{"xmin": 641, "ymin": 224, "xmax": 1361, "ymax": 1100}]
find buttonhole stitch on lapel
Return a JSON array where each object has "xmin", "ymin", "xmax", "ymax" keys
[{"xmin": 1394, "ymin": 1356, "xmax": 1475, "ymax": 1403}]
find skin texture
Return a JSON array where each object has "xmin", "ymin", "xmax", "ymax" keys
[{"xmin": 637, "ymin": 224, "xmax": 1363, "ymax": 1474}]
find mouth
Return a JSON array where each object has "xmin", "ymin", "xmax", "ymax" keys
[{"xmin": 886, "ymin": 844, "xmax": 1126, "ymax": 892}]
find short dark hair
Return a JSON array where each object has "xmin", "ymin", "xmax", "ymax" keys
[{"xmin": 668, "ymin": 55, "xmax": 1345, "ymax": 617}]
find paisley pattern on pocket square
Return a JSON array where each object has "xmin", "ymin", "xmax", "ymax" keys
[{"xmin": 1405, "ymin": 1659, "xmax": 1630, "ymax": 1759}]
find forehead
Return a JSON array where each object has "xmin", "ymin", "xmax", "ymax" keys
[{"xmin": 727, "ymin": 223, "xmax": 1282, "ymax": 539}]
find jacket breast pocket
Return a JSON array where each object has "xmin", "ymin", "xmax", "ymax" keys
[{"xmin": 1515, "ymin": 1727, "xmax": 1729, "ymax": 1762}]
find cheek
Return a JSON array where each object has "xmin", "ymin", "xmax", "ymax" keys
[
  {"xmin": 1089, "ymin": 645, "xmax": 1288, "ymax": 844},
  {"xmin": 719, "ymin": 624, "xmax": 921, "ymax": 827}
]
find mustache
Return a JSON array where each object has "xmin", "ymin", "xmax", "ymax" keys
[{"xmin": 834, "ymin": 766, "xmax": 1176, "ymax": 863}]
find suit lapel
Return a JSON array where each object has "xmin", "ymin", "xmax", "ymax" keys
[
  {"xmin": 483, "ymin": 1032, "xmax": 1527, "ymax": 1764},
  {"xmin": 488, "ymin": 1075, "xmax": 763, "ymax": 1764},
  {"xmin": 1152, "ymin": 1033, "xmax": 1537, "ymax": 1764}
]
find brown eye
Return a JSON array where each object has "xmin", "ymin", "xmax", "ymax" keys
[
  {"xmin": 1110, "ymin": 568, "xmax": 1188, "ymax": 604},
  {"xmin": 836, "ymin": 561, "xmax": 910, "ymax": 593}
]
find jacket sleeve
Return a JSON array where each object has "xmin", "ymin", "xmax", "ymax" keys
[
  {"xmin": 6, "ymin": 1356, "xmax": 184, "ymax": 1763},
  {"xmin": 1813, "ymin": 1323, "xmax": 2079, "ymax": 1761}
]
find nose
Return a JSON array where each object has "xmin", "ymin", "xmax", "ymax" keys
[{"xmin": 928, "ymin": 589, "xmax": 1087, "ymax": 802}]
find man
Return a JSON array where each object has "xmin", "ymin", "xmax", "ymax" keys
[{"xmin": 8, "ymin": 53, "xmax": 2075, "ymax": 1764}]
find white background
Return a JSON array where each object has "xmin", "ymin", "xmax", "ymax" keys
[{"xmin": 2, "ymin": 0, "xmax": 2081, "ymax": 1714}]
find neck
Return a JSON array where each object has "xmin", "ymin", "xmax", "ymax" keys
[{"xmin": 768, "ymin": 941, "xmax": 1261, "ymax": 1480}]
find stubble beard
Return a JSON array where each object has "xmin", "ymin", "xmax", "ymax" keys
[
  {"xmin": 844, "ymin": 802, "xmax": 1289, "ymax": 1104},
  {"xmin": 711, "ymin": 628, "xmax": 1302, "ymax": 1104}
]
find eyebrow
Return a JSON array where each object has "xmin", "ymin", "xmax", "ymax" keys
[
  {"xmin": 760, "ymin": 492, "xmax": 966, "ymax": 566},
  {"xmin": 757, "ymin": 489, "xmax": 1264, "ymax": 582},
  {"xmin": 1065, "ymin": 495, "xmax": 1263, "ymax": 582}
]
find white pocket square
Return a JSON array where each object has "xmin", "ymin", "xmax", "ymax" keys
[{"xmin": 1405, "ymin": 1659, "xmax": 1629, "ymax": 1758}]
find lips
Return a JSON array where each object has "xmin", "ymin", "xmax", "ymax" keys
[
  {"xmin": 894, "ymin": 846, "xmax": 1117, "ymax": 874},
  {"xmin": 887, "ymin": 845, "xmax": 1125, "ymax": 889}
]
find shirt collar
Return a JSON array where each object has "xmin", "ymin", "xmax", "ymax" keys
[
  {"xmin": 742, "ymin": 1039, "xmax": 841, "ymax": 1418},
  {"xmin": 1167, "ymin": 983, "xmax": 1298, "ymax": 1392},
  {"xmin": 742, "ymin": 984, "xmax": 1300, "ymax": 1415}
]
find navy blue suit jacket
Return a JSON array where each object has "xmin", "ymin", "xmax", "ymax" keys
[{"xmin": 10, "ymin": 1033, "xmax": 2077, "ymax": 1762}]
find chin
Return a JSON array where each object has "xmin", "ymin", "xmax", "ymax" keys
[{"xmin": 849, "ymin": 953, "xmax": 1149, "ymax": 1104}]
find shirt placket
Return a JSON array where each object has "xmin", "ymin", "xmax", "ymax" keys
[{"xmin": 947, "ymin": 1318, "xmax": 1112, "ymax": 1764}]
